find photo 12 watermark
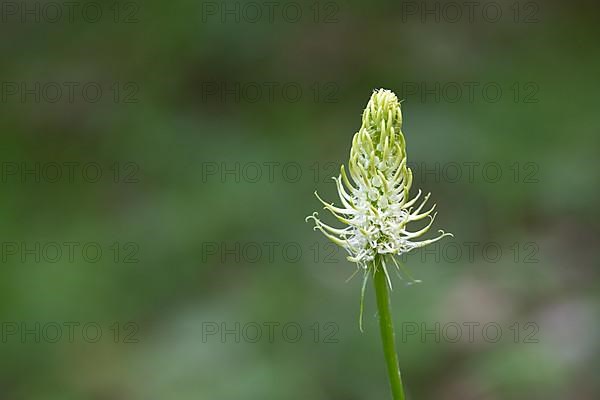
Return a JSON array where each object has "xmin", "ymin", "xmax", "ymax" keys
[
  {"xmin": 200, "ymin": 1, "xmax": 340, "ymax": 24},
  {"xmin": 0, "ymin": 81, "xmax": 139, "ymax": 104},
  {"xmin": 0, "ymin": 2, "xmax": 140, "ymax": 24},
  {"xmin": 399, "ymin": 81, "xmax": 540, "ymax": 104},
  {"xmin": 201, "ymin": 321, "xmax": 339, "ymax": 343},
  {"xmin": 1, "ymin": 241, "xmax": 140, "ymax": 264},
  {"xmin": 0, "ymin": 161, "xmax": 140, "ymax": 184},
  {"xmin": 399, "ymin": 1, "xmax": 540, "ymax": 24},
  {"xmin": 1, "ymin": 321, "xmax": 140, "ymax": 343},
  {"xmin": 199, "ymin": 81, "xmax": 339, "ymax": 104},
  {"xmin": 400, "ymin": 321, "xmax": 539, "ymax": 344}
]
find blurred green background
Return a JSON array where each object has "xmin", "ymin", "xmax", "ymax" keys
[{"xmin": 1, "ymin": 0, "xmax": 599, "ymax": 399}]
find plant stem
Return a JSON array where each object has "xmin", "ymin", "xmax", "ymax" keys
[{"xmin": 373, "ymin": 259, "xmax": 406, "ymax": 400}]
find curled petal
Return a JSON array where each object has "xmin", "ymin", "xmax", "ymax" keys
[
  {"xmin": 410, "ymin": 203, "xmax": 436, "ymax": 221},
  {"xmin": 408, "ymin": 230, "xmax": 454, "ymax": 249},
  {"xmin": 309, "ymin": 224, "xmax": 348, "ymax": 247},
  {"xmin": 340, "ymin": 165, "xmax": 357, "ymax": 193},
  {"xmin": 411, "ymin": 192, "xmax": 432, "ymax": 215},
  {"xmin": 402, "ymin": 189, "xmax": 422, "ymax": 209},
  {"xmin": 314, "ymin": 192, "xmax": 356, "ymax": 215},
  {"xmin": 309, "ymin": 214, "xmax": 351, "ymax": 236},
  {"xmin": 401, "ymin": 212, "xmax": 437, "ymax": 239},
  {"xmin": 334, "ymin": 176, "xmax": 356, "ymax": 211}
]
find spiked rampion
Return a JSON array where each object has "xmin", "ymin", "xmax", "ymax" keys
[
  {"xmin": 307, "ymin": 89, "xmax": 452, "ymax": 317},
  {"xmin": 307, "ymin": 89, "xmax": 453, "ymax": 400}
]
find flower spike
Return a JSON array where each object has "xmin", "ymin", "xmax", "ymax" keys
[
  {"xmin": 307, "ymin": 88, "xmax": 453, "ymax": 291},
  {"xmin": 306, "ymin": 88, "xmax": 453, "ymax": 400}
]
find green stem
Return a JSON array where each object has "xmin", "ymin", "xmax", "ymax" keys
[{"xmin": 373, "ymin": 259, "xmax": 406, "ymax": 400}]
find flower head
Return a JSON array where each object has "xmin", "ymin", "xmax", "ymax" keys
[{"xmin": 307, "ymin": 89, "xmax": 452, "ymax": 326}]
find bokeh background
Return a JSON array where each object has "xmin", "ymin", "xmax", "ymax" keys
[{"xmin": 1, "ymin": 0, "xmax": 599, "ymax": 399}]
